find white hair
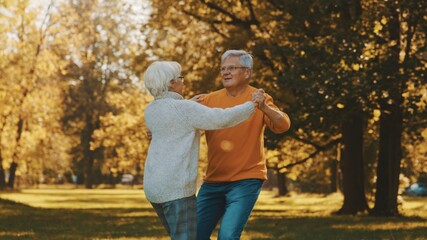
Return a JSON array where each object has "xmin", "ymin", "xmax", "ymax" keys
[
  {"xmin": 143, "ymin": 61, "xmax": 182, "ymax": 97},
  {"xmin": 221, "ymin": 50, "xmax": 253, "ymax": 69}
]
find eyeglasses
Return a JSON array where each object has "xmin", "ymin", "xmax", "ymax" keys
[
  {"xmin": 171, "ymin": 76, "xmax": 184, "ymax": 82},
  {"xmin": 220, "ymin": 66, "xmax": 248, "ymax": 73}
]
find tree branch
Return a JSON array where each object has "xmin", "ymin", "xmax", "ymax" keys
[
  {"xmin": 288, "ymin": 133, "xmax": 322, "ymax": 149},
  {"xmin": 274, "ymin": 137, "xmax": 342, "ymax": 170},
  {"xmin": 408, "ymin": 119, "xmax": 427, "ymax": 129},
  {"xmin": 266, "ymin": 0, "xmax": 286, "ymax": 12},
  {"xmin": 209, "ymin": 23, "xmax": 229, "ymax": 39},
  {"xmin": 253, "ymin": 49, "xmax": 284, "ymax": 77},
  {"xmin": 182, "ymin": 9, "xmax": 236, "ymax": 27},
  {"xmin": 245, "ymin": 0, "xmax": 258, "ymax": 24},
  {"xmin": 196, "ymin": 0, "xmax": 257, "ymax": 28},
  {"xmin": 199, "ymin": 0, "xmax": 243, "ymax": 24}
]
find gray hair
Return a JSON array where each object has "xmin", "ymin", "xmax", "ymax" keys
[
  {"xmin": 221, "ymin": 50, "xmax": 253, "ymax": 69},
  {"xmin": 143, "ymin": 61, "xmax": 182, "ymax": 97}
]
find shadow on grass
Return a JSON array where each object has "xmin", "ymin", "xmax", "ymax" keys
[
  {"xmin": 1, "ymin": 199, "xmax": 426, "ymax": 240},
  {"xmin": 245, "ymin": 209, "xmax": 427, "ymax": 240},
  {"xmin": 0, "ymin": 199, "xmax": 167, "ymax": 240}
]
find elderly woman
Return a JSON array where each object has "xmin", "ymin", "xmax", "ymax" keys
[{"xmin": 143, "ymin": 61, "xmax": 256, "ymax": 240}]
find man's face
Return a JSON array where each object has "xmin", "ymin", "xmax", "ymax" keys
[{"xmin": 220, "ymin": 56, "xmax": 250, "ymax": 89}]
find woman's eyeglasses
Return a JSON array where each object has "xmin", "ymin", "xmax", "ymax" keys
[{"xmin": 171, "ymin": 76, "xmax": 184, "ymax": 83}]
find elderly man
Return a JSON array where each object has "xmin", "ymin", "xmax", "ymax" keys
[{"xmin": 196, "ymin": 50, "xmax": 291, "ymax": 240}]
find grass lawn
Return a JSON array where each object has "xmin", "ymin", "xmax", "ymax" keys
[{"xmin": 0, "ymin": 187, "xmax": 426, "ymax": 240}]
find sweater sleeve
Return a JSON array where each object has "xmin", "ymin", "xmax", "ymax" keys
[
  {"xmin": 263, "ymin": 94, "xmax": 289, "ymax": 133},
  {"xmin": 175, "ymin": 100, "xmax": 255, "ymax": 130}
]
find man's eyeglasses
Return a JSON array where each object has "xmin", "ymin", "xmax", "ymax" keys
[{"xmin": 220, "ymin": 66, "xmax": 247, "ymax": 73}]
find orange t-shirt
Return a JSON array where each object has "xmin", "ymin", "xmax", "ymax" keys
[{"xmin": 201, "ymin": 86, "xmax": 285, "ymax": 182}]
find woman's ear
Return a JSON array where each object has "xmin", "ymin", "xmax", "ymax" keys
[{"xmin": 168, "ymin": 80, "xmax": 176, "ymax": 90}]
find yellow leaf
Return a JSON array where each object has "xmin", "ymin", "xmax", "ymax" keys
[
  {"xmin": 337, "ymin": 103, "xmax": 344, "ymax": 109},
  {"xmin": 421, "ymin": 128, "xmax": 427, "ymax": 140},
  {"xmin": 352, "ymin": 64, "xmax": 360, "ymax": 71},
  {"xmin": 374, "ymin": 21, "xmax": 383, "ymax": 34},
  {"xmin": 389, "ymin": 40, "xmax": 397, "ymax": 46},
  {"xmin": 381, "ymin": 16, "xmax": 387, "ymax": 25},
  {"xmin": 373, "ymin": 109, "xmax": 381, "ymax": 122}
]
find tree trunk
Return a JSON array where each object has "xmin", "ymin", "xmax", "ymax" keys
[
  {"xmin": 277, "ymin": 171, "xmax": 288, "ymax": 196},
  {"xmin": 0, "ymin": 124, "xmax": 5, "ymax": 189},
  {"xmin": 337, "ymin": 115, "xmax": 369, "ymax": 214},
  {"xmin": 371, "ymin": 6, "xmax": 404, "ymax": 217},
  {"xmin": 83, "ymin": 115, "xmax": 95, "ymax": 189},
  {"xmin": 7, "ymin": 162, "xmax": 18, "ymax": 188},
  {"xmin": 84, "ymin": 158, "xmax": 94, "ymax": 189},
  {"xmin": 0, "ymin": 161, "xmax": 6, "ymax": 189},
  {"xmin": 8, "ymin": 118, "xmax": 24, "ymax": 189},
  {"xmin": 372, "ymin": 101, "xmax": 403, "ymax": 216},
  {"xmin": 330, "ymin": 158, "xmax": 339, "ymax": 193},
  {"xmin": 332, "ymin": 143, "xmax": 343, "ymax": 193}
]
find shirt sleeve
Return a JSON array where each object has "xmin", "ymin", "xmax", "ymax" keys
[
  {"xmin": 175, "ymin": 100, "xmax": 255, "ymax": 130},
  {"xmin": 263, "ymin": 94, "xmax": 288, "ymax": 133}
]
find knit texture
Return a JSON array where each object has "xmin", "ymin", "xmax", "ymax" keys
[{"xmin": 143, "ymin": 91, "xmax": 255, "ymax": 203}]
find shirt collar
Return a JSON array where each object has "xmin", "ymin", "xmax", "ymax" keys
[{"xmin": 155, "ymin": 91, "xmax": 184, "ymax": 100}]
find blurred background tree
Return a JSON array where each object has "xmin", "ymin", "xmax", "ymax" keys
[
  {"xmin": 58, "ymin": 0, "xmax": 149, "ymax": 188},
  {"xmin": 0, "ymin": 0, "xmax": 71, "ymax": 188}
]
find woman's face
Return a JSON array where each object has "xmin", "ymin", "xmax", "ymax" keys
[{"xmin": 169, "ymin": 75, "xmax": 185, "ymax": 95}]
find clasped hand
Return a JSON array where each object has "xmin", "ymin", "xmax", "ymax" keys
[{"xmin": 251, "ymin": 89, "xmax": 266, "ymax": 109}]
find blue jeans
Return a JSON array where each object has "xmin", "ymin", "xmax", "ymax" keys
[
  {"xmin": 151, "ymin": 195, "xmax": 197, "ymax": 240},
  {"xmin": 197, "ymin": 179, "xmax": 263, "ymax": 240}
]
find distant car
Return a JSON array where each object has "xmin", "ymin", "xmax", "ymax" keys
[
  {"xmin": 121, "ymin": 174, "xmax": 134, "ymax": 185},
  {"xmin": 403, "ymin": 183, "xmax": 427, "ymax": 196}
]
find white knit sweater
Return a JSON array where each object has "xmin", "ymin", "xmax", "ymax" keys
[{"xmin": 143, "ymin": 91, "xmax": 255, "ymax": 203}]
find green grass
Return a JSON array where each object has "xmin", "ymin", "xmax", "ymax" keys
[{"xmin": 0, "ymin": 188, "xmax": 426, "ymax": 239}]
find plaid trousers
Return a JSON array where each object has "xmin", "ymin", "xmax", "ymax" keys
[{"xmin": 151, "ymin": 195, "xmax": 197, "ymax": 240}]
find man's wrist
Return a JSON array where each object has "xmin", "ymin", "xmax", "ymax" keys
[{"xmin": 259, "ymin": 103, "xmax": 269, "ymax": 112}]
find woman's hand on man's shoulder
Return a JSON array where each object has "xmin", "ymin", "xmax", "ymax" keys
[{"xmin": 190, "ymin": 94, "xmax": 206, "ymax": 102}]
